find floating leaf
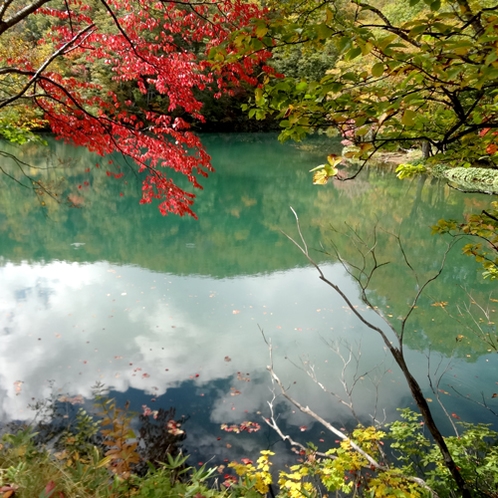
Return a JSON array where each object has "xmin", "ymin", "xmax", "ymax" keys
[{"xmin": 431, "ymin": 301, "xmax": 448, "ymax": 308}]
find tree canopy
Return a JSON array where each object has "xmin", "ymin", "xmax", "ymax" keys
[
  {"xmin": 218, "ymin": 0, "xmax": 498, "ymax": 176},
  {"xmin": 0, "ymin": 0, "xmax": 271, "ymax": 217}
]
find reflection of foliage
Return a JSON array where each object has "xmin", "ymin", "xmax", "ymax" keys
[
  {"xmin": 0, "ymin": 136, "xmax": 494, "ymax": 359},
  {"xmin": 316, "ymin": 219, "xmax": 495, "ymax": 359},
  {"xmin": 136, "ymin": 407, "xmax": 187, "ymax": 476},
  {"xmin": 0, "ymin": 394, "xmax": 196, "ymax": 497}
]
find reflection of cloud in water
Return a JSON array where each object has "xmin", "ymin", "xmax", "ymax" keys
[{"xmin": 1, "ymin": 260, "xmax": 494, "ymax": 443}]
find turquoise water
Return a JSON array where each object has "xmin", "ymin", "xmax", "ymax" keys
[{"xmin": 0, "ymin": 133, "xmax": 496, "ymax": 467}]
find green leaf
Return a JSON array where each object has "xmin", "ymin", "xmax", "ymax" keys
[
  {"xmin": 315, "ymin": 23, "xmax": 333, "ymax": 40},
  {"xmin": 408, "ymin": 24, "xmax": 427, "ymax": 37},
  {"xmin": 255, "ymin": 23, "xmax": 268, "ymax": 38},
  {"xmin": 371, "ymin": 63, "xmax": 385, "ymax": 77},
  {"xmin": 430, "ymin": 0, "xmax": 441, "ymax": 11},
  {"xmin": 295, "ymin": 81, "xmax": 308, "ymax": 92},
  {"xmin": 485, "ymin": 51, "xmax": 498, "ymax": 66},
  {"xmin": 346, "ymin": 46, "xmax": 362, "ymax": 60}
]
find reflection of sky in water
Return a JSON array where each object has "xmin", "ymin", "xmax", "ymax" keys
[{"xmin": 1, "ymin": 260, "xmax": 497, "ymax": 465}]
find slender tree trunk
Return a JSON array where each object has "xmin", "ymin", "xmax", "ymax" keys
[
  {"xmin": 422, "ymin": 140, "xmax": 431, "ymax": 159},
  {"xmin": 392, "ymin": 349, "xmax": 472, "ymax": 498}
]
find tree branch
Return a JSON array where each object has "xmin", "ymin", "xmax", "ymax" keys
[{"xmin": 282, "ymin": 208, "xmax": 472, "ymax": 497}]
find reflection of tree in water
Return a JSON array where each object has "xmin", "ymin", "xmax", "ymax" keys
[
  {"xmin": 5, "ymin": 395, "xmax": 188, "ymax": 478},
  {"xmin": 136, "ymin": 407, "xmax": 187, "ymax": 476},
  {"xmin": 0, "ymin": 136, "xmax": 495, "ymax": 358},
  {"xmin": 333, "ymin": 176, "xmax": 371, "ymax": 199}
]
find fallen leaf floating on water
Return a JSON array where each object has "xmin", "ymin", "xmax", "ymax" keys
[
  {"xmin": 431, "ymin": 301, "xmax": 449, "ymax": 308},
  {"xmin": 220, "ymin": 421, "xmax": 261, "ymax": 433},
  {"xmin": 142, "ymin": 405, "xmax": 159, "ymax": 419},
  {"xmin": 167, "ymin": 420, "xmax": 185, "ymax": 436},
  {"xmin": 492, "ymin": 393, "xmax": 498, "ymax": 398},
  {"xmin": 232, "ymin": 310, "xmax": 240, "ymax": 315},
  {"xmin": 58, "ymin": 395, "xmax": 84, "ymax": 405},
  {"xmin": 224, "ymin": 356, "xmax": 231, "ymax": 362},
  {"xmin": 237, "ymin": 372, "xmax": 250, "ymax": 382}
]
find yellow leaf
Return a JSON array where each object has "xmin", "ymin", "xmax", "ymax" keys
[
  {"xmin": 312, "ymin": 170, "xmax": 329, "ymax": 185},
  {"xmin": 402, "ymin": 109, "xmax": 416, "ymax": 126},
  {"xmin": 327, "ymin": 154, "xmax": 343, "ymax": 167}
]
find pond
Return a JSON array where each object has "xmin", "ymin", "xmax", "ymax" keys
[{"xmin": 0, "ymin": 133, "xmax": 497, "ymax": 469}]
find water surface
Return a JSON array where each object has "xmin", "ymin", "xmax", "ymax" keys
[{"xmin": 0, "ymin": 133, "xmax": 496, "ymax": 467}]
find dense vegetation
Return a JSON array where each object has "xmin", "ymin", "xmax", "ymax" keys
[{"xmin": 2, "ymin": 398, "xmax": 498, "ymax": 497}]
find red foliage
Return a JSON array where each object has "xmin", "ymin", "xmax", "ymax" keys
[{"xmin": 7, "ymin": 0, "xmax": 271, "ymax": 217}]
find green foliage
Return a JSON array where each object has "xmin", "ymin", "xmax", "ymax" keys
[
  {"xmin": 2, "ymin": 395, "xmax": 498, "ymax": 498},
  {"xmin": 219, "ymin": 0, "xmax": 498, "ymax": 169},
  {"xmin": 0, "ymin": 119, "xmax": 46, "ymax": 145},
  {"xmin": 269, "ymin": 38, "xmax": 338, "ymax": 82},
  {"xmin": 388, "ymin": 409, "xmax": 498, "ymax": 497},
  {"xmin": 226, "ymin": 410, "xmax": 498, "ymax": 498},
  {"xmin": 433, "ymin": 201, "xmax": 498, "ymax": 279},
  {"xmin": 395, "ymin": 162, "xmax": 427, "ymax": 179},
  {"xmin": 0, "ymin": 395, "xmax": 194, "ymax": 497}
]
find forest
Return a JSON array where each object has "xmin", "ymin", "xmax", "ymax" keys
[{"xmin": 1, "ymin": 0, "xmax": 498, "ymax": 496}]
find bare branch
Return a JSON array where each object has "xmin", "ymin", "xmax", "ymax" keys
[
  {"xmin": 0, "ymin": 24, "xmax": 96, "ymax": 110},
  {"xmin": 268, "ymin": 363, "xmax": 386, "ymax": 470},
  {"xmin": 262, "ymin": 329, "xmax": 438, "ymax": 497},
  {"xmin": 426, "ymin": 353, "xmax": 459, "ymax": 436},
  {"xmin": 282, "ymin": 208, "xmax": 471, "ymax": 497},
  {"xmin": 0, "ymin": 0, "xmax": 51, "ymax": 36}
]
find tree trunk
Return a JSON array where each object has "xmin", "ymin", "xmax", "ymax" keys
[{"xmin": 392, "ymin": 349, "xmax": 472, "ymax": 498}]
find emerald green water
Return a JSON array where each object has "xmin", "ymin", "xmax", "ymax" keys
[{"xmin": 0, "ymin": 133, "xmax": 496, "ymax": 465}]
